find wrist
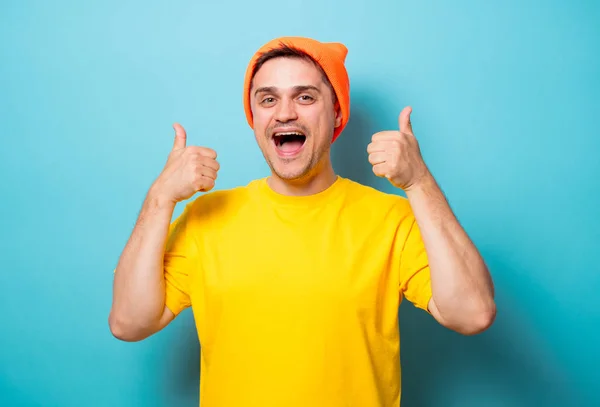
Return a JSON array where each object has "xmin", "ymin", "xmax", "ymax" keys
[
  {"xmin": 147, "ymin": 184, "xmax": 177, "ymax": 211},
  {"xmin": 404, "ymin": 168, "xmax": 435, "ymax": 195}
]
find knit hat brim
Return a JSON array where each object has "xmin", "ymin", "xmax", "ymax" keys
[{"xmin": 243, "ymin": 36, "xmax": 350, "ymax": 142}]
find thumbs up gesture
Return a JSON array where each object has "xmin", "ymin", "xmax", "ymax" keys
[
  {"xmin": 151, "ymin": 123, "xmax": 220, "ymax": 203},
  {"xmin": 367, "ymin": 106, "xmax": 429, "ymax": 191}
]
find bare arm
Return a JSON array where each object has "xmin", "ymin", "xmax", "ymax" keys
[
  {"xmin": 109, "ymin": 123, "xmax": 219, "ymax": 342},
  {"xmin": 109, "ymin": 191, "xmax": 177, "ymax": 342},
  {"xmin": 368, "ymin": 106, "xmax": 495, "ymax": 335},
  {"xmin": 405, "ymin": 172, "xmax": 496, "ymax": 335}
]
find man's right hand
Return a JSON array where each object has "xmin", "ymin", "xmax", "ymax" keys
[{"xmin": 152, "ymin": 123, "xmax": 220, "ymax": 203}]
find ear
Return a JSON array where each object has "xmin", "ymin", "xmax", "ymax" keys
[{"xmin": 334, "ymin": 101, "xmax": 343, "ymax": 128}]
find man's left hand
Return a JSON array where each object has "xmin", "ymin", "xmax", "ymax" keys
[{"xmin": 367, "ymin": 106, "xmax": 429, "ymax": 191}]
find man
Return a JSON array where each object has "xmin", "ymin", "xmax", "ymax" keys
[{"xmin": 109, "ymin": 36, "xmax": 496, "ymax": 406}]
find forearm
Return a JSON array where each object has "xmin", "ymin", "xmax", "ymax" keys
[
  {"xmin": 405, "ymin": 171, "xmax": 495, "ymax": 334},
  {"xmin": 110, "ymin": 186, "xmax": 175, "ymax": 338}
]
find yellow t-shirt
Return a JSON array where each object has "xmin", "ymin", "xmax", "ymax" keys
[{"xmin": 163, "ymin": 175, "xmax": 432, "ymax": 407}]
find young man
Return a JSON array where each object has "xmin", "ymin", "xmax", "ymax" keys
[{"xmin": 109, "ymin": 36, "xmax": 496, "ymax": 407}]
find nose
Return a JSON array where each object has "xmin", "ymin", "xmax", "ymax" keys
[{"xmin": 274, "ymin": 98, "xmax": 298, "ymax": 123}]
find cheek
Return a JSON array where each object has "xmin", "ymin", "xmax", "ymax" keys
[
  {"xmin": 311, "ymin": 109, "xmax": 335, "ymax": 135},
  {"xmin": 301, "ymin": 108, "xmax": 325, "ymax": 128},
  {"xmin": 250, "ymin": 104, "xmax": 269, "ymax": 130}
]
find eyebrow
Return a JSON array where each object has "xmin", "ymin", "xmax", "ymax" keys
[{"xmin": 254, "ymin": 85, "xmax": 321, "ymax": 97}]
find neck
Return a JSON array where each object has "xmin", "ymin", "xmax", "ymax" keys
[{"xmin": 267, "ymin": 161, "xmax": 337, "ymax": 196}]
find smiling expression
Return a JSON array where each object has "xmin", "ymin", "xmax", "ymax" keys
[{"xmin": 250, "ymin": 56, "xmax": 342, "ymax": 182}]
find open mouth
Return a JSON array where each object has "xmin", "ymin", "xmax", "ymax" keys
[{"xmin": 272, "ymin": 132, "xmax": 306, "ymax": 154}]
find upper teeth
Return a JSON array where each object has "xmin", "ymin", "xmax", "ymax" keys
[{"xmin": 276, "ymin": 132, "xmax": 303, "ymax": 136}]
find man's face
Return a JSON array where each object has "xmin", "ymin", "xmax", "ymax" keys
[{"xmin": 250, "ymin": 57, "xmax": 342, "ymax": 181}]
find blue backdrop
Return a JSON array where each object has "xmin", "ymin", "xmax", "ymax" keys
[{"xmin": 1, "ymin": 1, "xmax": 598, "ymax": 406}]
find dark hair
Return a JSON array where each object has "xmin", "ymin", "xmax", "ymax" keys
[{"xmin": 250, "ymin": 44, "xmax": 338, "ymax": 105}]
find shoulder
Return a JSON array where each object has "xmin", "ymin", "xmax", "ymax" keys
[
  {"xmin": 337, "ymin": 178, "xmax": 416, "ymax": 237},
  {"xmin": 340, "ymin": 177, "xmax": 413, "ymax": 214},
  {"xmin": 183, "ymin": 179, "xmax": 262, "ymax": 221}
]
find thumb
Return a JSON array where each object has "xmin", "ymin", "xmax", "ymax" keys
[
  {"xmin": 172, "ymin": 123, "xmax": 187, "ymax": 150},
  {"xmin": 398, "ymin": 106, "xmax": 413, "ymax": 134}
]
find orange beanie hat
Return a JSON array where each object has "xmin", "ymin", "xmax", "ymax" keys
[{"xmin": 243, "ymin": 36, "xmax": 350, "ymax": 142}]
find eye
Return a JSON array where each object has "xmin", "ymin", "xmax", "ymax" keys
[
  {"xmin": 298, "ymin": 95, "xmax": 314, "ymax": 102},
  {"xmin": 261, "ymin": 97, "xmax": 276, "ymax": 105}
]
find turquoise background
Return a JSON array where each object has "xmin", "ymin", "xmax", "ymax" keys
[{"xmin": 1, "ymin": 0, "xmax": 598, "ymax": 406}]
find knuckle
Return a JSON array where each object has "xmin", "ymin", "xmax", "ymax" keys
[
  {"xmin": 202, "ymin": 178, "xmax": 215, "ymax": 191},
  {"xmin": 199, "ymin": 155, "xmax": 213, "ymax": 166},
  {"xmin": 193, "ymin": 178, "xmax": 204, "ymax": 190},
  {"xmin": 200, "ymin": 147, "xmax": 217, "ymax": 159},
  {"xmin": 186, "ymin": 151, "xmax": 200, "ymax": 161},
  {"xmin": 190, "ymin": 161, "xmax": 200, "ymax": 172},
  {"xmin": 203, "ymin": 168, "xmax": 214, "ymax": 179}
]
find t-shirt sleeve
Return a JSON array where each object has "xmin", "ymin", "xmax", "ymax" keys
[
  {"xmin": 398, "ymin": 215, "xmax": 432, "ymax": 313},
  {"xmin": 163, "ymin": 202, "xmax": 198, "ymax": 316}
]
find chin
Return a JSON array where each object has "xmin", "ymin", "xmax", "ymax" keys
[
  {"xmin": 271, "ymin": 162, "xmax": 312, "ymax": 181},
  {"xmin": 268, "ymin": 144, "xmax": 313, "ymax": 181}
]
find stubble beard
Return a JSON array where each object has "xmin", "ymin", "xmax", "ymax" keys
[
  {"xmin": 265, "ymin": 140, "xmax": 331, "ymax": 182},
  {"xmin": 268, "ymin": 151, "xmax": 316, "ymax": 181}
]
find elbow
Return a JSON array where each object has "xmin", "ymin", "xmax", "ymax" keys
[
  {"xmin": 108, "ymin": 311, "xmax": 148, "ymax": 342},
  {"xmin": 458, "ymin": 302, "xmax": 497, "ymax": 336}
]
